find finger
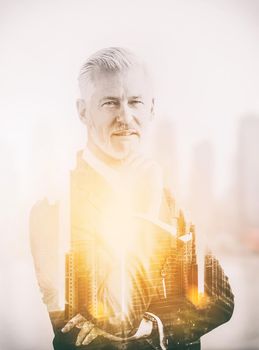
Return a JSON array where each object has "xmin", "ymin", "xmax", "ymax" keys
[
  {"xmin": 82, "ymin": 328, "xmax": 99, "ymax": 346},
  {"xmin": 132, "ymin": 318, "xmax": 153, "ymax": 339},
  {"xmin": 75, "ymin": 321, "xmax": 86, "ymax": 329},
  {"xmin": 61, "ymin": 314, "xmax": 86, "ymax": 333},
  {"xmin": 75, "ymin": 321, "xmax": 94, "ymax": 346},
  {"xmin": 97, "ymin": 328, "xmax": 123, "ymax": 342}
]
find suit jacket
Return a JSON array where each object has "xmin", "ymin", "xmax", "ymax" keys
[{"xmin": 30, "ymin": 152, "xmax": 234, "ymax": 350}]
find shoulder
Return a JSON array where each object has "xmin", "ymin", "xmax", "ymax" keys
[
  {"xmin": 30, "ymin": 197, "xmax": 59, "ymax": 218},
  {"xmin": 30, "ymin": 198, "xmax": 59, "ymax": 233},
  {"xmin": 29, "ymin": 198, "xmax": 60, "ymax": 253}
]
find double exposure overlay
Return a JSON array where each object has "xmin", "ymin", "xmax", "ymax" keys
[
  {"xmin": 30, "ymin": 47, "xmax": 234, "ymax": 350},
  {"xmin": 30, "ymin": 153, "xmax": 234, "ymax": 350}
]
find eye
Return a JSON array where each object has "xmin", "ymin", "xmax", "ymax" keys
[
  {"xmin": 129, "ymin": 100, "xmax": 144, "ymax": 106},
  {"xmin": 101, "ymin": 101, "xmax": 119, "ymax": 107}
]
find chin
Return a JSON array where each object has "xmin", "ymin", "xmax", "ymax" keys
[{"xmin": 98, "ymin": 142, "xmax": 139, "ymax": 162}]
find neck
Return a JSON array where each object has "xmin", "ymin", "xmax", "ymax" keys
[{"xmin": 87, "ymin": 141, "xmax": 135, "ymax": 170}]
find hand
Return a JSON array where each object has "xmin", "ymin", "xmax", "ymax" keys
[
  {"xmin": 61, "ymin": 314, "xmax": 122, "ymax": 346},
  {"xmin": 61, "ymin": 314, "xmax": 96, "ymax": 346},
  {"xmin": 61, "ymin": 313, "xmax": 154, "ymax": 346}
]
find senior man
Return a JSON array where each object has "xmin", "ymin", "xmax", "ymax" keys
[{"xmin": 30, "ymin": 47, "xmax": 234, "ymax": 350}]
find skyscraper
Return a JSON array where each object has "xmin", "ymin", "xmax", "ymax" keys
[
  {"xmin": 188, "ymin": 141, "xmax": 215, "ymax": 239},
  {"xmin": 175, "ymin": 212, "xmax": 198, "ymax": 305},
  {"xmin": 204, "ymin": 251, "xmax": 234, "ymax": 314},
  {"xmin": 236, "ymin": 115, "xmax": 259, "ymax": 246}
]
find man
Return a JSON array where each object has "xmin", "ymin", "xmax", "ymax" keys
[{"xmin": 30, "ymin": 47, "xmax": 234, "ymax": 350}]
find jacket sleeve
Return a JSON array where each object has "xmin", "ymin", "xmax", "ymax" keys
[
  {"xmin": 149, "ymin": 189, "xmax": 235, "ymax": 345},
  {"xmin": 148, "ymin": 234, "xmax": 234, "ymax": 346},
  {"xmin": 170, "ymin": 253, "xmax": 234, "ymax": 345},
  {"xmin": 29, "ymin": 198, "xmax": 60, "ymax": 312}
]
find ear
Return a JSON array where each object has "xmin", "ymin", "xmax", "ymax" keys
[
  {"xmin": 76, "ymin": 98, "xmax": 87, "ymax": 125},
  {"xmin": 150, "ymin": 98, "xmax": 155, "ymax": 120}
]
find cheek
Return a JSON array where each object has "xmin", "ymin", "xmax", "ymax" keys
[
  {"xmin": 92, "ymin": 120, "xmax": 112, "ymax": 142},
  {"xmin": 137, "ymin": 112, "xmax": 151, "ymax": 128},
  {"xmin": 90, "ymin": 110, "xmax": 113, "ymax": 133},
  {"xmin": 136, "ymin": 106, "xmax": 152, "ymax": 121}
]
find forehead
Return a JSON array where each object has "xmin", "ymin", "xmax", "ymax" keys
[{"xmin": 90, "ymin": 65, "xmax": 153, "ymax": 98}]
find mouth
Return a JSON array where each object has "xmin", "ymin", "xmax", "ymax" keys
[{"xmin": 112, "ymin": 129, "xmax": 139, "ymax": 137}]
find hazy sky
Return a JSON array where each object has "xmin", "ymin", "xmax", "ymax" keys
[{"xmin": 1, "ymin": 0, "xmax": 259, "ymax": 202}]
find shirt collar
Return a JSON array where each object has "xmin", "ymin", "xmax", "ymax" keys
[{"xmin": 82, "ymin": 147, "xmax": 123, "ymax": 190}]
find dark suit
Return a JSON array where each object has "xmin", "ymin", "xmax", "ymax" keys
[{"xmin": 30, "ymin": 152, "xmax": 234, "ymax": 350}]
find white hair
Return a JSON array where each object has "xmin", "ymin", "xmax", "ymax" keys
[{"xmin": 78, "ymin": 47, "xmax": 151, "ymax": 97}]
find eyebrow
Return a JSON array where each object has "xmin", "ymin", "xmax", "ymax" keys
[
  {"xmin": 100, "ymin": 95, "xmax": 143, "ymax": 102},
  {"xmin": 129, "ymin": 96, "xmax": 142, "ymax": 99},
  {"xmin": 100, "ymin": 96, "xmax": 120, "ymax": 102}
]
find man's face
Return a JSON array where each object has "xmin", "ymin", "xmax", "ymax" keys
[{"xmin": 78, "ymin": 65, "xmax": 154, "ymax": 161}]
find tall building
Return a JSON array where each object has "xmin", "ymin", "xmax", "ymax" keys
[
  {"xmin": 65, "ymin": 243, "xmax": 93, "ymax": 321},
  {"xmin": 152, "ymin": 120, "xmax": 179, "ymax": 197},
  {"xmin": 175, "ymin": 211, "xmax": 198, "ymax": 305},
  {"xmin": 204, "ymin": 251, "xmax": 234, "ymax": 314},
  {"xmin": 187, "ymin": 140, "xmax": 215, "ymax": 239},
  {"xmin": 65, "ymin": 156, "xmax": 178, "ymax": 334},
  {"xmin": 187, "ymin": 225, "xmax": 198, "ymax": 305},
  {"xmin": 65, "ymin": 163, "xmax": 99, "ymax": 321},
  {"xmin": 65, "ymin": 154, "xmax": 222, "ymax": 339},
  {"xmin": 236, "ymin": 116, "xmax": 259, "ymax": 244}
]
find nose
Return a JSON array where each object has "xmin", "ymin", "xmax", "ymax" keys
[{"xmin": 119, "ymin": 102, "xmax": 134, "ymax": 125}]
